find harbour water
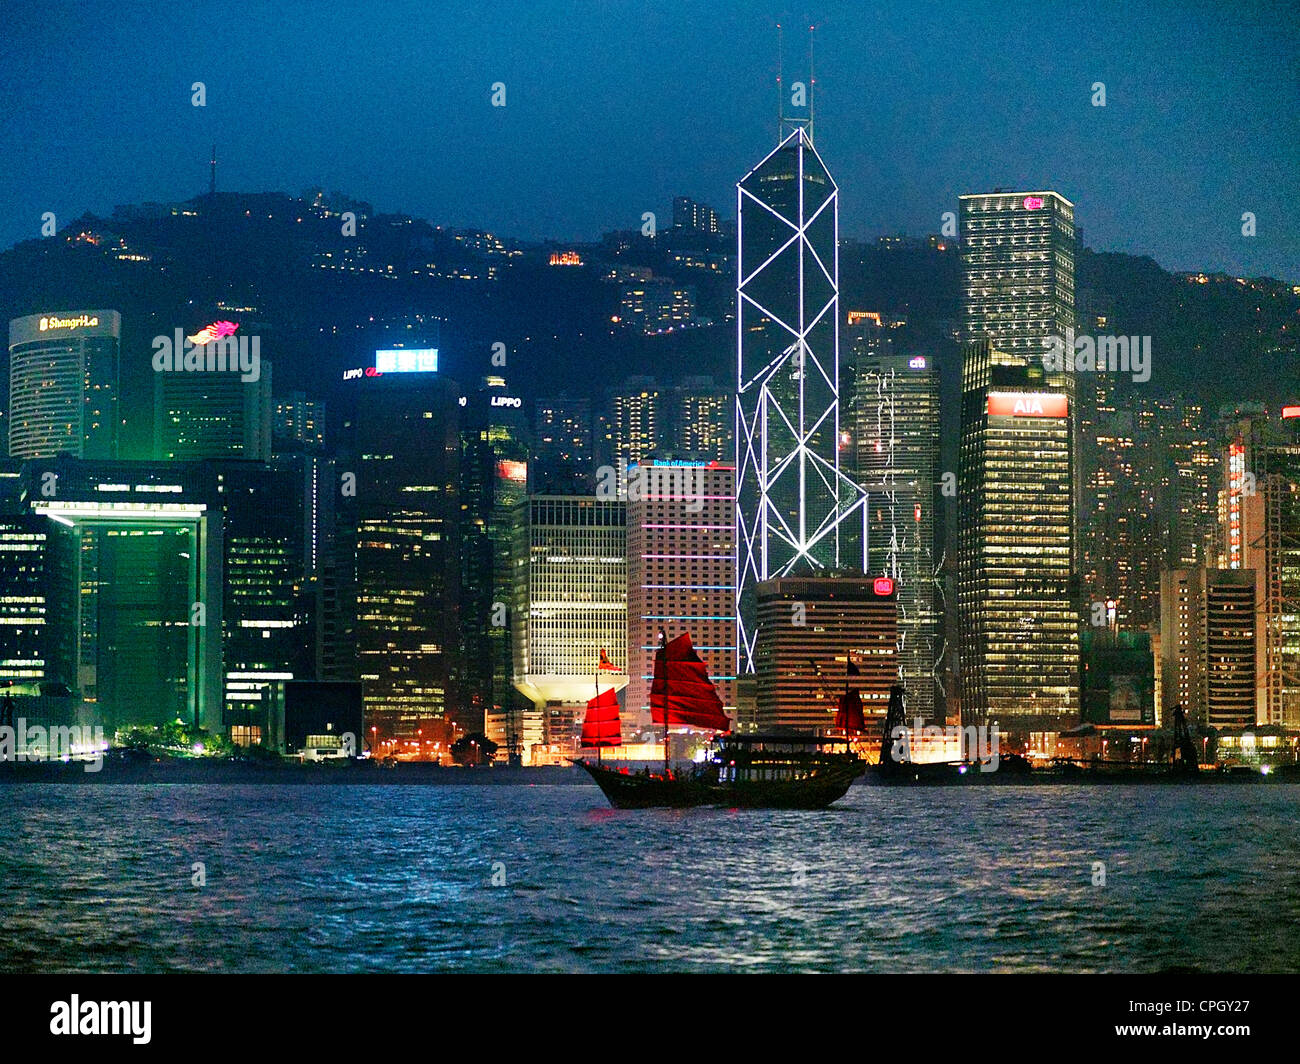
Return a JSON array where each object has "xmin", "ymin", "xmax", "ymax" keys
[{"xmin": 2, "ymin": 782, "xmax": 1298, "ymax": 973}]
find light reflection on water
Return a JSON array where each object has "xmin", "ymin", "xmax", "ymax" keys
[{"xmin": 1, "ymin": 783, "xmax": 1298, "ymax": 973}]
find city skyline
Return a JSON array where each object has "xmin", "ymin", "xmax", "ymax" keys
[{"xmin": 3, "ymin": 2, "xmax": 1300, "ymax": 997}]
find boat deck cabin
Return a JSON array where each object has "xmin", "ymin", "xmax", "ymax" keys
[{"xmin": 713, "ymin": 733, "xmax": 857, "ymax": 783}]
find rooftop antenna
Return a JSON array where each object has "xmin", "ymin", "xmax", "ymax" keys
[
  {"xmin": 808, "ymin": 23, "xmax": 816, "ymax": 145},
  {"xmin": 776, "ymin": 22, "xmax": 816, "ymax": 144},
  {"xmin": 776, "ymin": 21, "xmax": 784, "ymax": 143},
  {"xmin": 209, "ymin": 144, "xmax": 216, "ymax": 200}
]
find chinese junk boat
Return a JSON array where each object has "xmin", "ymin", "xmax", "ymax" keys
[{"xmin": 572, "ymin": 632, "xmax": 866, "ymax": 809}]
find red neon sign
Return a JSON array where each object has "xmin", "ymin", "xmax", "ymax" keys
[
  {"xmin": 1282, "ymin": 406, "xmax": 1300, "ymax": 419},
  {"xmin": 1023, "ymin": 196, "xmax": 1044, "ymax": 210},
  {"xmin": 186, "ymin": 320, "xmax": 238, "ymax": 345},
  {"xmin": 873, "ymin": 577, "xmax": 895, "ymax": 596}
]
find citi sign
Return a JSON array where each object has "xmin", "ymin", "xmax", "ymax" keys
[{"xmin": 986, "ymin": 392, "xmax": 1068, "ymax": 418}]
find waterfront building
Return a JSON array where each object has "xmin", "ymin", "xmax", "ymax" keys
[
  {"xmin": 216, "ymin": 456, "xmax": 327, "ymax": 745},
  {"xmin": 353, "ymin": 371, "xmax": 462, "ymax": 740},
  {"xmin": 1160, "ymin": 565, "xmax": 1261, "ymax": 729},
  {"xmin": 0, "ymin": 513, "xmax": 73, "ymax": 689},
  {"xmin": 848, "ymin": 351, "xmax": 941, "ymax": 720},
  {"xmin": 504, "ymin": 494, "xmax": 626, "ymax": 759},
  {"xmin": 625, "ymin": 459, "xmax": 735, "ymax": 733},
  {"xmin": 459, "ymin": 375, "xmax": 531, "ymax": 736},
  {"xmin": 957, "ymin": 355, "xmax": 1077, "ymax": 733},
  {"xmin": 1220, "ymin": 408, "xmax": 1300, "ymax": 727},
  {"xmin": 13, "ymin": 458, "xmax": 223, "ymax": 733},
  {"xmin": 957, "ymin": 188, "xmax": 1079, "ymax": 733},
  {"xmin": 1080, "ymin": 629, "xmax": 1156, "ymax": 728},
  {"xmin": 752, "ymin": 573, "xmax": 898, "ymax": 731},
  {"xmin": 509, "ymin": 496, "xmax": 627, "ymax": 763}
]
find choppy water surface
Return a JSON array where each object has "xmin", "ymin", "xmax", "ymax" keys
[{"xmin": 2, "ymin": 783, "xmax": 1298, "ymax": 972}]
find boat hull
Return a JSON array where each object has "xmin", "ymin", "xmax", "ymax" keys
[{"xmin": 572, "ymin": 759, "xmax": 862, "ymax": 809}]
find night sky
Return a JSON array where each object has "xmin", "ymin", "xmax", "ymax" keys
[{"xmin": 2, "ymin": 0, "xmax": 1297, "ymax": 281}]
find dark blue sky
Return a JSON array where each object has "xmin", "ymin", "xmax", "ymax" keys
[{"xmin": 2, "ymin": 0, "xmax": 1297, "ymax": 281}]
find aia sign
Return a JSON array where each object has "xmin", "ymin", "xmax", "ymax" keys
[{"xmin": 987, "ymin": 392, "xmax": 1068, "ymax": 418}]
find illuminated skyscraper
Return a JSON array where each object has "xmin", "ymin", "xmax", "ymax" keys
[
  {"xmin": 600, "ymin": 377, "xmax": 663, "ymax": 470},
  {"xmin": 509, "ymin": 497, "xmax": 627, "ymax": 763},
  {"xmin": 957, "ymin": 191, "xmax": 1079, "ymax": 732},
  {"xmin": 0, "ymin": 513, "xmax": 73, "ymax": 688},
  {"xmin": 849, "ymin": 352, "xmax": 941, "ymax": 720},
  {"xmin": 156, "ymin": 363, "xmax": 273, "ymax": 461},
  {"xmin": 735, "ymin": 127, "xmax": 867, "ymax": 674},
  {"xmin": 1160, "ymin": 565, "xmax": 1261, "ymax": 730},
  {"xmin": 17, "ymin": 458, "xmax": 223, "ymax": 733},
  {"xmin": 673, "ymin": 377, "xmax": 733, "ymax": 463},
  {"xmin": 625, "ymin": 459, "xmax": 735, "ymax": 733},
  {"xmin": 217, "ymin": 456, "xmax": 326, "ymax": 744},
  {"xmin": 460, "ymin": 376, "xmax": 530, "ymax": 735},
  {"xmin": 1220, "ymin": 408, "xmax": 1300, "ymax": 727},
  {"xmin": 533, "ymin": 394, "xmax": 592, "ymax": 493},
  {"xmin": 353, "ymin": 373, "xmax": 461, "ymax": 739},
  {"xmin": 957, "ymin": 356, "xmax": 1077, "ymax": 730},
  {"xmin": 958, "ymin": 192, "xmax": 1077, "ymax": 375},
  {"xmin": 8, "ymin": 311, "xmax": 119, "ymax": 460}
]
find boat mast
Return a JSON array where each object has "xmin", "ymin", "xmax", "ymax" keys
[
  {"xmin": 659, "ymin": 628, "xmax": 670, "ymax": 779},
  {"xmin": 594, "ymin": 668, "xmax": 602, "ymax": 765}
]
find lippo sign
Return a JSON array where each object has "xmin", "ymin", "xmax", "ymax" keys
[{"xmin": 986, "ymin": 392, "xmax": 1068, "ymax": 418}]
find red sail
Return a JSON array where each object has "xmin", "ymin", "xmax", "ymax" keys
[
  {"xmin": 650, "ymin": 633, "xmax": 731, "ymax": 732},
  {"xmin": 835, "ymin": 689, "xmax": 865, "ymax": 734},
  {"xmin": 581, "ymin": 687, "xmax": 622, "ymax": 748}
]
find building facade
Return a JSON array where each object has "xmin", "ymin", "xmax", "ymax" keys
[
  {"xmin": 8, "ymin": 311, "xmax": 120, "ymax": 460},
  {"xmin": 752, "ymin": 573, "xmax": 898, "ymax": 731},
  {"xmin": 509, "ymin": 496, "xmax": 627, "ymax": 762},
  {"xmin": 625, "ymin": 460, "xmax": 735, "ymax": 734},
  {"xmin": 155, "ymin": 362, "xmax": 273, "ymax": 461},
  {"xmin": 957, "ymin": 366, "xmax": 1077, "ymax": 731},
  {"xmin": 353, "ymin": 373, "xmax": 462, "ymax": 740},
  {"xmin": 957, "ymin": 189, "xmax": 1079, "ymax": 733},
  {"xmin": 459, "ymin": 376, "xmax": 531, "ymax": 735},
  {"xmin": 849, "ymin": 352, "xmax": 941, "ymax": 720}
]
